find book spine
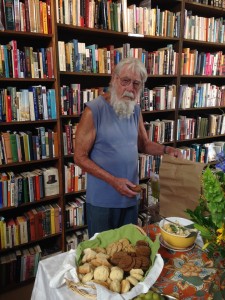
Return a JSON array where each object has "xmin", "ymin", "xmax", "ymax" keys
[{"xmin": 3, "ymin": 0, "xmax": 15, "ymax": 30}]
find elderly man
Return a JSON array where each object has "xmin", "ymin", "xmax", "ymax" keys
[{"xmin": 74, "ymin": 57, "xmax": 181, "ymax": 237}]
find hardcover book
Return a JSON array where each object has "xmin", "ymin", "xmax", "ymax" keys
[
  {"xmin": 3, "ymin": 0, "xmax": 15, "ymax": 30},
  {"xmin": 42, "ymin": 167, "xmax": 59, "ymax": 196}
]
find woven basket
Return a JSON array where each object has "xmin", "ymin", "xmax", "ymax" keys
[
  {"xmin": 66, "ymin": 279, "xmax": 97, "ymax": 299},
  {"xmin": 66, "ymin": 225, "xmax": 147, "ymax": 299}
]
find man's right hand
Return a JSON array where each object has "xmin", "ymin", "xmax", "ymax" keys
[{"xmin": 112, "ymin": 178, "xmax": 139, "ymax": 197}]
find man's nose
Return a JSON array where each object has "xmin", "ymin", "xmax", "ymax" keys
[{"xmin": 126, "ymin": 81, "xmax": 135, "ymax": 91}]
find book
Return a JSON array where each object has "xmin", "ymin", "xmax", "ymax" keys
[
  {"xmin": 24, "ymin": 210, "xmax": 36, "ymax": 241},
  {"xmin": 10, "ymin": 133, "xmax": 19, "ymax": 162},
  {"xmin": 2, "ymin": 131, "xmax": 13, "ymax": 164},
  {"xmin": 33, "ymin": 244, "xmax": 42, "ymax": 275},
  {"xmin": 3, "ymin": 0, "xmax": 15, "ymax": 30},
  {"xmin": 15, "ymin": 249, "xmax": 22, "ymax": 282},
  {"xmin": 36, "ymin": 126, "xmax": 46, "ymax": 159},
  {"xmin": 19, "ymin": 89, "xmax": 30, "ymax": 121},
  {"xmin": 16, "ymin": 215, "xmax": 28, "ymax": 244},
  {"xmin": 42, "ymin": 167, "xmax": 59, "ymax": 196},
  {"xmin": 28, "ymin": 247, "xmax": 36, "ymax": 278},
  {"xmin": 47, "ymin": 89, "xmax": 56, "ymax": 119}
]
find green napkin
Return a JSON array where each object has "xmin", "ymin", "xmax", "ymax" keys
[{"xmin": 76, "ymin": 224, "xmax": 160, "ymax": 276}]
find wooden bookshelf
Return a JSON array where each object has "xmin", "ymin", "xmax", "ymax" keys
[{"xmin": 1, "ymin": 0, "xmax": 225, "ymax": 292}]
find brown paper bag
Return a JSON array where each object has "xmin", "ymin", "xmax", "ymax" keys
[{"xmin": 159, "ymin": 154, "xmax": 206, "ymax": 218}]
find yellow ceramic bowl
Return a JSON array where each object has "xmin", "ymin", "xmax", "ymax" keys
[{"xmin": 159, "ymin": 217, "xmax": 197, "ymax": 249}]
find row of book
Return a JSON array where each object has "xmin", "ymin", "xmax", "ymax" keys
[
  {"xmin": 0, "ymin": 167, "xmax": 59, "ymax": 208},
  {"xmin": 190, "ymin": 0, "xmax": 225, "ymax": 7},
  {"xmin": 0, "ymin": 41, "xmax": 54, "ymax": 79},
  {"xmin": 184, "ymin": 10, "xmax": 225, "ymax": 43},
  {"xmin": 178, "ymin": 83, "xmax": 225, "ymax": 109},
  {"xmin": 144, "ymin": 120, "xmax": 175, "ymax": 144},
  {"xmin": 66, "ymin": 229, "xmax": 88, "ymax": 251},
  {"xmin": 181, "ymin": 48, "xmax": 225, "ymax": 76},
  {"xmin": 61, "ymin": 81, "xmax": 225, "ymax": 116},
  {"xmin": 0, "ymin": 128, "xmax": 58, "ymax": 165},
  {"xmin": 65, "ymin": 196, "xmax": 86, "ymax": 228},
  {"xmin": 0, "ymin": 244, "xmax": 42, "ymax": 288},
  {"xmin": 1, "ymin": 0, "xmax": 52, "ymax": 33},
  {"xmin": 56, "ymin": 0, "xmax": 180, "ymax": 38},
  {"xmin": 58, "ymin": 40, "xmax": 178, "ymax": 76},
  {"xmin": 138, "ymin": 154, "xmax": 162, "ymax": 178},
  {"xmin": 0, "ymin": 86, "xmax": 56, "ymax": 122},
  {"xmin": 177, "ymin": 114, "xmax": 225, "ymax": 141},
  {"xmin": 140, "ymin": 85, "xmax": 176, "ymax": 112},
  {"xmin": 63, "ymin": 122, "xmax": 78, "ymax": 155},
  {"xmin": 180, "ymin": 141, "xmax": 225, "ymax": 162},
  {"xmin": 0, "ymin": 203, "xmax": 61, "ymax": 250},
  {"xmin": 60, "ymin": 82, "xmax": 177, "ymax": 116},
  {"xmin": 64, "ymin": 163, "xmax": 86, "ymax": 193},
  {"xmin": 61, "ymin": 84, "xmax": 103, "ymax": 116}
]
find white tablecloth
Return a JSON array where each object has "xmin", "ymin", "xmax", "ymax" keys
[
  {"xmin": 31, "ymin": 251, "xmax": 87, "ymax": 300},
  {"xmin": 31, "ymin": 249, "xmax": 164, "ymax": 300}
]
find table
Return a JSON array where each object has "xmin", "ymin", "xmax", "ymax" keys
[
  {"xmin": 31, "ymin": 224, "xmax": 224, "ymax": 300},
  {"xmin": 148, "ymin": 224, "xmax": 224, "ymax": 300}
]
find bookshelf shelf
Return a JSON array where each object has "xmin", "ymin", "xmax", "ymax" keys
[
  {"xmin": 176, "ymin": 134, "xmax": 225, "ymax": 143},
  {"xmin": 0, "ymin": 158, "xmax": 59, "ymax": 169},
  {"xmin": 57, "ymin": 23, "xmax": 180, "ymax": 41},
  {"xmin": 0, "ymin": 30, "xmax": 53, "ymax": 38},
  {"xmin": 65, "ymin": 225, "xmax": 88, "ymax": 233},
  {"xmin": 64, "ymin": 190, "xmax": 86, "ymax": 196},
  {"xmin": 185, "ymin": 1, "xmax": 225, "ymax": 15},
  {"xmin": 0, "ymin": 195, "xmax": 60, "ymax": 212},
  {"xmin": 178, "ymin": 106, "xmax": 225, "ymax": 111}
]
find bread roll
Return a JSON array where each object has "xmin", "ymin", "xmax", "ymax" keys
[
  {"xmin": 121, "ymin": 279, "xmax": 131, "ymax": 293},
  {"xmin": 94, "ymin": 265, "xmax": 110, "ymax": 281},
  {"xmin": 110, "ymin": 266, "xmax": 124, "ymax": 281}
]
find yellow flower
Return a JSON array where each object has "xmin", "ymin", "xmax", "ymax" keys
[{"xmin": 216, "ymin": 224, "xmax": 225, "ymax": 245}]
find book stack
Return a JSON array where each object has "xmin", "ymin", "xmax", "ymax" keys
[
  {"xmin": 0, "ymin": 244, "xmax": 41, "ymax": 287},
  {"xmin": 65, "ymin": 196, "xmax": 86, "ymax": 229},
  {"xmin": 0, "ymin": 205, "xmax": 62, "ymax": 250},
  {"xmin": 2, "ymin": 0, "xmax": 52, "ymax": 33}
]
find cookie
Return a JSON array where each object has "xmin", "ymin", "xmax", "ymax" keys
[
  {"xmin": 129, "ymin": 185, "xmax": 142, "ymax": 193},
  {"xmin": 136, "ymin": 240, "xmax": 149, "ymax": 247},
  {"xmin": 117, "ymin": 255, "xmax": 133, "ymax": 271},
  {"xmin": 136, "ymin": 245, "xmax": 151, "ymax": 257},
  {"xmin": 121, "ymin": 279, "xmax": 131, "ymax": 293}
]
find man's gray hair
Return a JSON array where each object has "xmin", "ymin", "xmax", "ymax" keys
[{"xmin": 113, "ymin": 57, "xmax": 148, "ymax": 83}]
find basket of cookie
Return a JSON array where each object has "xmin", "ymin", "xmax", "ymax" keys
[{"xmin": 66, "ymin": 224, "xmax": 163, "ymax": 300}]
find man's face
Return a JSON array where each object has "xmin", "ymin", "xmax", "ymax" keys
[
  {"xmin": 110, "ymin": 65, "xmax": 143, "ymax": 118},
  {"xmin": 113, "ymin": 65, "xmax": 142, "ymax": 101}
]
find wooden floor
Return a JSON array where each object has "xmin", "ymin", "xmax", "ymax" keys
[{"xmin": 0, "ymin": 282, "xmax": 34, "ymax": 300}]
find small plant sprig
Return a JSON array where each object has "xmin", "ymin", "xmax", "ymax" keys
[
  {"xmin": 202, "ymin": 167, "xmax": 225, "ymax": 229},
  {"xmin": 186, "ymin": 165, "xmax": 225, "ymax": 259}
]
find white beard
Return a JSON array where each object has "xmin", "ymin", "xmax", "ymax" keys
[{"xmin": 110, "ymin": 88, "xmax": 138, "ymax": 118}]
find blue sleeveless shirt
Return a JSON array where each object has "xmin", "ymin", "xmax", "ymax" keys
[{"xmin": 85, "ymin": 96, "xmax": 140, "ymax": 208}]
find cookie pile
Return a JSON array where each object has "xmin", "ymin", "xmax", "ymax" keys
[{"xmin": 77, "ymin": 238, "xmax": 152, "ymax": 293}]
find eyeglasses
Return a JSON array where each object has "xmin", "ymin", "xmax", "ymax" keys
[{"xmin": 117, "ymin": 75, "xmax": 142, "ymax": 89}]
